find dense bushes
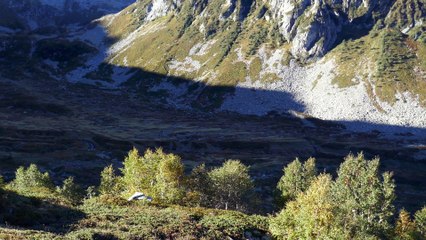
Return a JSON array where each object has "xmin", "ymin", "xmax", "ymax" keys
[
  {"xmin": 108, "ymin": 148, "xmax": 255, "ymax": 210},
  {"xmin": 10, "ymin": 164, "xmax": 54, "ymax": 193},
  {"xmin": 270, "ymin": 153, "xmax": 425, "ymax": 240},
  {"xmin": 76, "ymin": 199, "xmax": 269, "ymax": 240},
  {"xmin": 120, "ymin": 147, "xmax": 185, "ymax": 204},
  {"xmin": 1, "ymin": 149, "xmax": 426, "ymax": 239}
]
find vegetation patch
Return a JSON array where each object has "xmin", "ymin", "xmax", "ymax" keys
[
  {"xmin": 328, "ymin": 26, "xmax": 426, "ymax": 107},
  {"xmin": 1, "ymin": 150, "xmax": 426, "ymax": 239}
]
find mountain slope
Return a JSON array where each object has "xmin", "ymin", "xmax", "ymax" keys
[
  {"xmin": 0, "ymin": 0, "xmax": 425, "ymax": 130},
  {"xmin": 0, "ymin": 0, "xmax": 134, "ymax": 30},
  {"xmin": 95, "ymin": 0, "xmax": 426, "ymax": 129}
]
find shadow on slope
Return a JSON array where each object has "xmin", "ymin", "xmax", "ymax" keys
[
  {"xmin": 3, "ymin": 15, "xmax": 424, "ymax": 137},
  {"xmin": 0, "ymin": 189, "xmax": 85, "ymax": 233},
  {"xmin": 80, "ymin": 60, "xmax": 426, "ymax": 138},
  {"xmin": 62, "ymin": 14, "xmax": 426, "ymax": 137},
  {"xmin": 1, "ymin": 4, "xmax": 426, "ymax": 212},
  {"xmin": 74, "ymin": 48, "xmax": 426, "ymax": 213}
]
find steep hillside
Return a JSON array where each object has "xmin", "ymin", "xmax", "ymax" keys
[
  {"xmin": 0, "ymin": 0, "xmax": 425, "ymax": 130},
  {"xmin": 93, "ymin": 0, "xmax": 426, "ymax": 129},
  {"xmin": 0, "ymin": 0, "xmax": 134, "ymax": 30}
]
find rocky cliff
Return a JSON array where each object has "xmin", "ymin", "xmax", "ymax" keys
[{"xmin": 110, "ymin": 0, "xmax": 417, "ymax": 59}]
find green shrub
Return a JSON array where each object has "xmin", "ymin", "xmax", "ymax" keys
[
  {"xmin": 65, "ymin": 230, "xmax": 119, "ymax": 240},
  {"xmin": 56, "ymin": 177, "xmax": 84, "ymax": 205},
  {"xmin": 10, "ymin": 164, "xmax": 53, "ymax": 193},
  {"xmin": 200, "ymin": 211, "xmax": 269, "ymax": 239},
  {"xmin": 248, "ymin": 26, "xmax": 268, "ymax": 55}
]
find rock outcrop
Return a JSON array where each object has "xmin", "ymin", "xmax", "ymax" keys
[
  {"xmin": 269, "ymin": 0, "xmax": 395, "ymax": 58},
  {"xmin": 145, "ymin": 0, "xmax": 181, "ymax": 21}
]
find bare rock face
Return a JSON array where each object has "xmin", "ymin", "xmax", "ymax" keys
[
  {"xmin": 145, "ymin": 0, "xmax": 182, "ymax": 21},
  {"xmin": 289, "ymin": 0, "xmax": 340, "ymax": 58},
  {"xmin": 269, "ymin": 0, "xmax": 388, "ymax": 58},
  {"xmin": 269, "ymin": 0, "xmax": 311, "ymax": 40}
]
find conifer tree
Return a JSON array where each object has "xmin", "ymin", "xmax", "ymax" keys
[
  {"xmin": 11, "ymin": 164, "xmax": 53, "ymax": 192},
  {"xmin": 186, "ymin": 163, "xmax": 212, "ymax": 206},
  {"xmin": 56, "ymin": 176, "xmax": 84, "ymax": 205}
]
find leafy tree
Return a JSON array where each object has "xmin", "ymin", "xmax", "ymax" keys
[
  {"xmin": 277, "ymin": 157, "xmax": 317, "ymax": 203},
  {"xmin": 395, "ymin": 209, "xmax": 417, "ymax": 240},
  {"xmin": 271, "ymin": 153, "xmax": 397, "ymax": 240},
  {"xmin": 56, "ymin": 177, "xmax": 84, "ymax": 205},
  {"xmin": 121, "ymin": 147, "xmax": 149, "ymax": 194},
  {"xmin": 209, "ymin": 160, "xmax": 254, "ymax": 210},
  {"xmin": 11, "ymin": 164, "xmax": 53, "ymax": 192},
  {"xmin": 332, "ymin": 153, "xmax": 395, "ymax": 239},
  {"xmin": 121, "ymin": 147, "xmax": 160, "ymax": 195},
  {"xmin": 121, "ymin": 147, "xmax": 185, "ymax": 204},
  {"xmin": 153, "ymin": 152, "xmax": 185, "ymax": 204},
  {"xmin": 415, "ymin": 207, "xmax": 426, "ymax": 238},
  {"xmin": 186, "ymin": 163, "xmax": 212, "ymax": 207},
  {"xmin": 99, "ymin": 165, "xmax": 118, "ymax": 196},
  {"xmin": 270, "ymin": 174, "xmax": 347, "ymax": 240}
]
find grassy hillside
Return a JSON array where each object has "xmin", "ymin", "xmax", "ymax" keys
[
  {"xmin": 102, "ymin": 0, "xmax": 289, "ymax": 86},
  {"xmin": 329, "ymin": 25, "xmax": 426, "ymax": 107},
  {"xmin": 2, "ymin": 0, "xmax": 425, "ymax": 111},
  {"xmin": 0, "ymin": 194, "xmax": 268, "ymax": 239},
  {"xmin": 98, "ymin": 0, "xmax": 426, "ymax": 110}
]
